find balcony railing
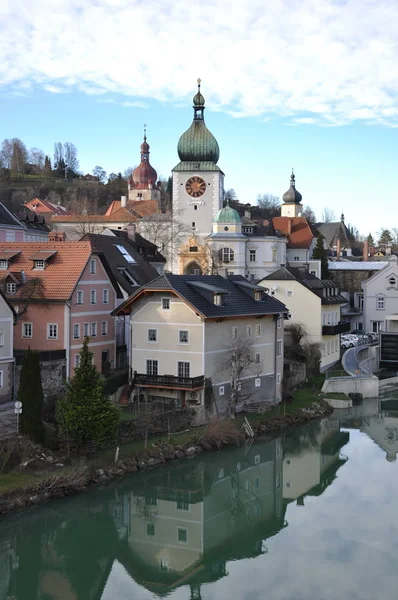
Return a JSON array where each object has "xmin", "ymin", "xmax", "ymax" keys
[
  {"xmin": 134, "ymin": 373, "xmax": 205, "ymax": 390},
  {"xmin": 341, "ymin": 305, "xmax": 363, "ymax": 315},
  {"xmin": 322, "ymin": 322, "xmax": 351, "ymax": 335}
]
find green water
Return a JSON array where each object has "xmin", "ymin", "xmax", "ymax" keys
[{"xmin": 1, "ymin": 397, "xmax": 398, "ymax": 600}]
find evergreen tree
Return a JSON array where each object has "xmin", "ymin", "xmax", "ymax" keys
[
  {"xmin": 378, "ymin": 229, "xmax": 393, "ymax": 249},
  {"xmin": 367, "ymin": 233, "xmax": 374, "ymax": 247},
  {"xmin": 312, "ymin": 234, "xmax": 330, "ymax": 278},
  {"xmin": 57, "ymin": 339, "xmax": 118, "ymax": 452},
  {"xmin": 19, "ymin": 349, "xmax": 44, "ymax": 443},
  {"xmin": 43, "ymin": 155, "xmax": 52, "ymax": 176}
]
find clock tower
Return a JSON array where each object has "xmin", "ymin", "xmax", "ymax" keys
[
  {"xmin": 172, "ymin": 80, "xmax": 224, "ymax": 274},
  {"xmin": 280, "ymin": 170, "xmax": 303, "ymax": 217}
]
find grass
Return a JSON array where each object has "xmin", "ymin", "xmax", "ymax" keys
[
  {"xmin": 118, "ymin": 409, "xmax": 137, "ymax": 422},
  {"xmin": 322, "ymin": 392, "xmax": 350, "ymax": 401},
  {"xmin": 0, "ymin": 472, "xmax": 43, "ymax": 494}
]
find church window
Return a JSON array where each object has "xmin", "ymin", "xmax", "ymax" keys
[
  {"xmin": 219, "ymin": 248, "xmax": 234, "ymax": 262},
  {"xmin": 189, "ymin": 246, "xmax": 198, "ymax": 253},
  {"xmin": 249, "ymin": 249, "xmax": 256, "ymax": 262},
  {"xmin": 194, "ymin": 205, "xmax": 198, "ymax": 210},
  {"xmin": 192, "ymin": 222, "xmax": 196, "ymax": 229},
  {"xmin": 224, "ymin": 226, "xmax": 229, "ymax": 231}
]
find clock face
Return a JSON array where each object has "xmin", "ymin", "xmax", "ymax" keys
[{"xmin": 185, "ymin": 176, "xmax": 206, "ymax": 198}]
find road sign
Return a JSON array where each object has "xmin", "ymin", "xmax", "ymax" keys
[
  {"xmin": 14, "ymin": 401, "xmax": 22, "ymax": 409},
  {"xmin": 14, "ymin": 408, "xmax": 22, "ymax": 414}
]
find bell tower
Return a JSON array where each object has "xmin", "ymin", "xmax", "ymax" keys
[
  {"xmin": 281, "ymin": 169, "xmax": 303, "ymax": 218},
  {"xmin": 172, "ymin": 80, "xmax": 224, "ymax": 273}
]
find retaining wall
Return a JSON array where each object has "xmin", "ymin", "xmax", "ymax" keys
[{"xmin": 322, "ymin": 376, "xmax": 379, "ymax": 398}]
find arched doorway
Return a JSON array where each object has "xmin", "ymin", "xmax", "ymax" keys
[{"xmin": 184, "ymin": 262, "xmax": 202, "ymax": 275}]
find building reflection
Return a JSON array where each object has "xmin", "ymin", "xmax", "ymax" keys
[{"xmin": 0, "ymin": 415, "xmax": 352, "ymax": 600}]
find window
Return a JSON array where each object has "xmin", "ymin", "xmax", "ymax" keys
[
  {"xmin": 249, "ymin": 249, "xmax": 256, "ymax": 262},
  {"xmin": 310, "ymin": 270, "xmax": 316, "ymax": 276},
  {"xmin": 277, "ymin": 373, "xmax": 281, "ymax": 384},
  {"xmin": 377, "ymin": 296, "xmax": 385, "ymax": 310},
  {"xmin": 272, "ymin": 247, "xmax": 277, "ymax": 261},
  {"xmin": 179, "ymin": 330, "xmax": 189, "ymax": 344},
  {"xmin": 77, "ymin": 290, "xmax": 83, "ymax": 305},
  {"xmin": 255, "ymin": 378, "xmax": 261, "ymax": 387},
  {"xmin": 162, "ymin": 298, "xmax": 170, "ymax": 310},
  {"xmin": 177, "ymin": 501, "xmax": 189, "ymax": 511},
  {"xmin": 146, "ymin": 523, "xmax": 156, "ymax": 537},
  {"xmin": 83, "ymin": 322, "xmax": 89, "ymax": 337},
  {"xmin": 254, "ymin": 477, "xmax": 260, "ymax": 490},
  {"xmin": 255, "ymin": 324, "xmax": 261, "ymax": 337},
  {"xmin": 22, "ymin": 322, "xmax": 32, "ymax": 339},
  {"xmin": 146, "ymin": 359, "xmax": 158, "ymax": 376},
  {"xmin": 160, "ymin": 558, "xmax": 168, "ymax": 571},
  {"xmin": 219, "ymin": 248, "xmax": 234, "ymax": 262},
  {"xmin": 103, "ymin": 289, "xmax": 109, "ymax": 304},
  {"xmin": 148, "ymin": 329, "xmax": 157, "ymax": 342},
  {"xmin": 293, "ymin": 256, "xmax": 299, "ymax": 261},
  {"xmin": 192, "ymin": 222, "xmax": 196, "ymax": 229},
  {"xmin": 89, "ymin": 259, "xmax": 96, "ymax": 274},
  {"xmin": 189, "ymin": 246, "xmax": 198, "ymax": 252},
  {"xmin": 178, "ymin": 361, "xmax": 190, "ymax": 378},
  {"xmin": 194, "ymin": 205, "xmax": 198, "ymax": 210},
  {"xmin": 286, "ymin": 290, "xmax": 293, "ymax": 297},
  {"xmin": 277, "ymin": 317, "xmax": 281, "ymax": 328},
  {"xmin": 0, "ymin": 332, "xmax": 3, "ymax": 347},
  {"xmin": 47, "ymin": 324, "xmax": 58, "ymax": 339},
  {"xmin": 255, "ymin": 352, "xmax": 261, "ymax": 364},
  {"xmin": 91, "ymin": 322, "xmax": 97, "ymax": 337},
  {"xmin": 219, "ymin": 386, "xmax": 225, "ymax": 396},
  {"xmin": 0, "ymin": 371, "xmax": 3, "ymax": 388},
  {"xmin": 277, "ymin": 340, "xmax": 282, "ymax": 356},
  {"xmin": 146, "ymin": 497, "xmax": 157, "ymax": 506},
  {"xmin": 73, "ymin": 324, "xmax": 80, "ymax": 339},
  {"xmin": 75, "ymin": 354, "xmax": 81, "ymax": 368},
  {"xmin": 372, "ymin": 321, "xmax": 382, "ymax": 333},
  {"xmin": 214, "ymin": 294, "xmax": 222, "ymax": 305},
  {"xmin": 177, "ymin": 527, "xmax": 188, "ymax": 543},
  {"xmin": 101, "ymin": 321, "xmax": 108, "ymax": 335},
  {"xmin": 247, "ymin": 325, "xmax": 252, "ymax": 338},
  {"xmin": 254, "ymin": 291, "xmax": 262, "ymax": 301},
  {"xmin": 6, "ymin": 282, "xmax": 16, "ymax": 294},
  {"xmin": 90, "ymin": 290, "xmax": 96, "ymax": 305},
  {"xmin": 388, "ymin": 276, "xmax": 397, "ymax": 287},
  {"xmin": 5, "ymin": 232, "xmax": 15, "ymax": 242},
  {"xmin": 254, "ymin": 454, "xmax": 261, "ymax": 465},
  {"xmin": 114, "ymin": 245, "xmax": 135, "ymax": 263},
  {"xmin": 0, "ymin": 260, "xmax": 8, "ymax": 269},
  {"xmin": 232, "ymin": 326, "xmax": 238, "ymax": 340},
  {"xmin": 34, "ymin": 260, "xmax": 45, "ymax": 270}
]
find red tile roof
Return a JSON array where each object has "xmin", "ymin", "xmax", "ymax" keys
[
  {"xmin": 51, "ymin": 208, "xmax": 138, "ymax": 224},
  {"xmin": 105, "ymin": 199, "xmax": 160, "ymax": 218},
  {"xmin": 0, "ymin": 241, "xmax": 94, "ymax": 300},
  {"xmin": 272, "ymin": 217, "xmax": 315, "ymax": 249},
  {"xmin": 25, "ymin": 198, "xmax": 71, "ymax": 215}
]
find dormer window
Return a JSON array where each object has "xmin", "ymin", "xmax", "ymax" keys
[
  {"xmin": 254, "ymin": 291, "xmax": 262, "ymax": 301},
  {"xmin": 6, "ymin": 282, "xmax": 16, "ymax": 294},
  {"xmin": 0, "ymin": 260, "xmax": 8, "ymax": 270},
  {"xmin": 214, "ymin": 294, "xmax": 222, "ymax": 305},
  {"xmin": 34, "ymin": 260, "xmax": 45, "ymax": 270}
]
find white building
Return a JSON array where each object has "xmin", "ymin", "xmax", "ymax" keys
[
  {"xmin": 113, "ymin": 274, "xmax": 288, "ymax": 422},
  {"xmin": 259, "ymin": 266, "xmax": 349, "ymax": 372},
  {"xmin": 362, "ymin": 255, "xmax": 398, "ymax": 334}
]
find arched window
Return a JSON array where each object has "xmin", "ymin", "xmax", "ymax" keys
[{"xmin": 219, "ymin": 248, "xmax": 234, "ymax": 263}]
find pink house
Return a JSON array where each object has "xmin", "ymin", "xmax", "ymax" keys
[{"xmin": 0, "ymin": 240, "xmax": 122, "ymax": 378}]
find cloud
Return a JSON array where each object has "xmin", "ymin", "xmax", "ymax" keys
[{"xmin": 2, "ymin": 0, "xmax": 398, "ymax": 125}]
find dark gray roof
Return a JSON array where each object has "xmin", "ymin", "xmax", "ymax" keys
[
  {"xmin": 114, "ymin": 274, "xmax": 288, "ymax": 318},
  {"xmin": 315, "ymin": 221, "xmax": 351, "ymax": 250},
  {"xmin": 1, "ymin": 202, "xmax": 50, "ymax": 233},
  {"xmin": 107, "ymin": 229, "xmax": 166, "ymax": 264},
  {"xmin": 83, "ymin": 233, "xmax": 162, "ymax": 295},
  {"xmin": 0, "ymin": 202, "xmax": 25, "ymax": 228},
  {"xmin": 282, "ymin": 171, "xmax": 302, "ymax": 204},
  {"xmin": 261, "ymin": 266, "xmax": 347, "ymax": 305}
]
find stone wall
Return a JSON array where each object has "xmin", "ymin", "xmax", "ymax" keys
[{"xmin": 15, "ymin": 358, "xmax": 67, "ymax": 401}]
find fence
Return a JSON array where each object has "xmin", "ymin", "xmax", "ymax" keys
[{"xmin": 14, "ymin": 349, "xmax": 66, "ymax": 366}]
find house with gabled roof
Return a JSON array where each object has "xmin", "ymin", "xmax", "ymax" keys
[
  {"xmin": 0, "ymin": 241, "xmax": 122, "ymax": 378},
  {"xmin": 113, "ymin": 274, "xmax": 288, "ymax": 422},
  {"xmin": 25, "ymin": 197, "xmax": 71, "ymax": 217},
  {"xmin": 260, "ymin": 266, "xmax": 348, "ymax": 372}
]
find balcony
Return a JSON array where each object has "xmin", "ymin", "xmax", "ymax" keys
[
  {"xmin": 134, "ymin": 373, "xmax": 205, "ymax": 390},
  {"xmin": 322, "ymin": 322, "xmax": 351, "ymax": 335},
  {"xmin": 341, "ymin": 305, "xmax": 363, "ymax": 316}
]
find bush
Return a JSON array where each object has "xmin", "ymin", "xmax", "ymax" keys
[{"xmin": 19, "ymin": 349, "xmax": 44, "ymax": 443}]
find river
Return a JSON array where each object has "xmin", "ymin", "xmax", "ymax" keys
[{"xmin": 1, "ymin": 396, "xmax": 398, "ymax": 600}]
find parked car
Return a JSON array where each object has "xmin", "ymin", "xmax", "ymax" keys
[{"xmin": 341, "ymin": 338, "xmax": 352, "ymax": 349}]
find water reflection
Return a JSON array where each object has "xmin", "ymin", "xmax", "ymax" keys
[{"xmin": 3, "ymin": 402, "xmax": 397, "ymax": 600}]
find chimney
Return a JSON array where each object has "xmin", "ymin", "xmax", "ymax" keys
[
  {"xmin": 121, "ymin": 195, "xmax": 127, "ymax": 208},
  {"xmin": 48, "ymin": 231, "xmax": 56, "ymax": 242},
  {"xmin": 21, "ymin": 270, "xmax": 27, "ymax": 284},
  {"xmin": 363, "ymin": 239, "xmax": 369, "ymax": 261},
  {"xmin": 336, "ymin": 238, "xmax": 341, "ymax": 260},
  {"xmin": 127, "ymin": 223, "xmax": 136, "ymax": 241},
  {"xmin": 56, "ymin": 232, "xmax": 66, "ymax": 242},
  {"xmin": 245, "ymin": 209, "xmax": 251, "ymax": 219}
]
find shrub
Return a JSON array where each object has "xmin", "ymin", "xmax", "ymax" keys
[{"xmin": 19, "ymin": 349, "xmax": 44, "ymax": 443}]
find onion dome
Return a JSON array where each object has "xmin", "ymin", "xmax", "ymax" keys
[
  {"xmin": 214, "ymin": 200, "xmax": 241, "ymax": 223},
  {"xmin": 131, "ymin": 127, "xmax": 158, "ymax": 188},
  {"xmin": 282, "ymin": 169, "xmax": 302, "ymax": 204},
  {"xmin": 177, "ymin": 79, "xmax": 220, "ymax": 164}
]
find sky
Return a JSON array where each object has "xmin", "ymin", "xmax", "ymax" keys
[{"xmin": 1, "ymin": 0, "xmax": 398, "ymax": 238}]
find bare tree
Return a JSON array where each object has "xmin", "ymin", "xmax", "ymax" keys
[
  {"xmin": 8, "ymin": 277, "xmax": 46, "ymax": 317},
  {"xmin": 302, "ymin": 205, "xmax": 316, "ymax": 223},
  {"xmin": 92, "ymin": 166, "xmax": 107, "ymax": 183},
  {"xmin": 219, "ymin": 337, "xmax": 256, "ymax": 418},
  {"xmin": 321, "ymin": 207, "xmax": 336, "ymax": 223},
  {"xmin": 29, "ymin": 147, "xmax": 45, "ymax": 174},
  {"xmin": 256, "ymin": 193, "xmax": 281, "ymax": 219},
  {"xmin": 0, "ymin": 139, "xmax": 13, "ymax": 169},
  {"xmin": 53, "ymin": 142, "xmax": 64, "ymax": 168},
  {"xmin": 69, "ymin": 214, "xmax": 99, "ymax": 239},
  {"xmin": 123, "ymin": 166, "xmax": 135, "ymax": 179},
  {"xmin": 64, "ymin": 142, "xmax": 79, "ymax": 173},
  {"xmin": 10, "ymin": 138, "xmax": 28, "ymax": 177},
  {"xmin": 138, "ymin": 212, "xmax": 189, "ymax": 266}
]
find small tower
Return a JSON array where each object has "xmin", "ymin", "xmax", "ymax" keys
[
  {"xmin": 128, "ymin": 126, "xmax": 160, "ymax": 202},
  {"xmin": 281, "ymin": 169, "xmax": 303, "ymax": 218}
]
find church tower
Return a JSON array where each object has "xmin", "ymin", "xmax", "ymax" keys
[
  {"xmin": 172, "ymin": 80, "xmax": 224, "ymax": 273},
  {"xmin": 280, "ymin": 170, "xmax": 303, "ymax": 217},
  {"xmin": 128, "ymin": 128, "xmax": 160, "ymax": 202}
]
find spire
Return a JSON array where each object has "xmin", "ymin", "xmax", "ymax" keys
[
  {"xmin": 193, "ymin": 78, "xmax": 205, "ymax": 120},
  {"xmin": 140, "ymin": 124, "xmax": 150, "ymax": 159},
  {"xmin": 341, "ymin": 211, "xmax": 345, "ymax": 223},
  {"xmin": 282, "ymin": 168, "xmax": 302, "ymax": 205},
  {"xmin": 290, "ymin": 168, "xmax": 295, "ymax": 187}
]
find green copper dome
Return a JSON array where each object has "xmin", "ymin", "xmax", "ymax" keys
[
  {"xmin": 215, "ymin": 204, "xmax": 241, "ymax": 223},
  {"xmin": 177, "ymin": 81, "xmax": 220, "ymax": 164}
]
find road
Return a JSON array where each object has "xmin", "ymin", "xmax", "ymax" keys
[{"xmin": 0, "ymin": 402, "xmax": 16, "ymax": 438}]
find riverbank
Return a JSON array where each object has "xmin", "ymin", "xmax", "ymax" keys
[{"xmin": 0, "ymin": 389, "xmax": 332, "ymax": 516}]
